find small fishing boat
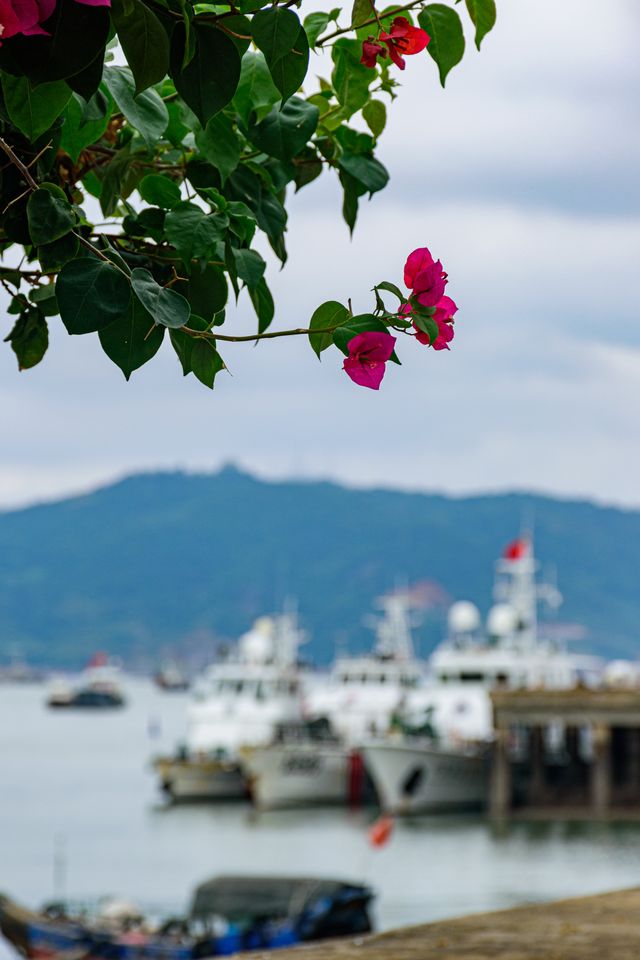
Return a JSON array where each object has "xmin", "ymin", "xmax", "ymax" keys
[
  {"xmin": 154, "ymin": 663, "xmax": 190, "ymax": 692},
  {"xmin": 0, "ymin": 875, "xmax": 374, "ymax": 959},
  {"xmin": 46, "ymin": 655, "xmax": 126, "ymax": 710}
]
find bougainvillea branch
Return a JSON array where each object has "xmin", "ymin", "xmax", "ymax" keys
[{"xmin": 0, "ymin": 0, "xmax": 497, "ymax": 387}]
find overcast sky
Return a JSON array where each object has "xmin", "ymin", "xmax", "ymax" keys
[{"xmin": 1, "ymin": 0, "xmax": 639, "ymax": 510}]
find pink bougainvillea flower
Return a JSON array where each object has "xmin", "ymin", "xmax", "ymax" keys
[
  {"xmin": 0, "ymin": 0, "xmax": 108, "ymax": 41},
  {"xmin": 343, "ymin": 330, "xmax": 396, "ymax": 390},
  {"xmin": 379, "ymin": 17, "xmax": 430, "ymax": 71},
  {"xmin": 0, "ymin": 0, "xmax": 52, "ymax": 38},
  {"xmin": 401, "ymin": 295, "xmax": 458, "ymax": 351},
  {"xmin": 360, "ymin": 38, "xmax": 385, "ymax": 68},
  {"xmin": 412, "ymin": 259, "xmax": 447, "ymax": 307},
  {"xmin": 404, "ymin": 247, "xmax": 435, "ymax": 288}
]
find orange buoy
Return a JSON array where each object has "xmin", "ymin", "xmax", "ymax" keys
[{"xmin": 368, "ymin": 814, "xmax": 394, "ymax": 848}]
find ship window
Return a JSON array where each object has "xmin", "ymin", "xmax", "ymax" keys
[
  {"xmin": 379, "ymin": 675, "xmax": 386, "ymax": 684},
  {"xmin": 460, "ymin": 672, "xmax": 484, "ymax": 682}
]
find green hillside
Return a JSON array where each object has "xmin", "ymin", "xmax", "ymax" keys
[{"xmin": 0, "ymin": 467, "xmax": 638, "ymax": 668}]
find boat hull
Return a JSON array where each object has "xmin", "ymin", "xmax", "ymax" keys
[
  {"xmin": 153, "ymin": 757, "xmax": 248, "ymax": 801},
  {"xmin": 243, "ymin": 744, "xmax": 355, "ymax": 808},
  {"xmin": 362, "ymin": 740, "xmax": 489, "ymax": 814}
]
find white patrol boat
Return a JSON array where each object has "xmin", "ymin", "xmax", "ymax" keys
[
  {"xmin": 363, "ymin": 536, "xmax": 603, "ymax": 814},
  {"xmin": 154, "ymin": 609, "xmax": 306, "ymax": 800},
  {"xmin": 242, "ymin": 592, "xmax": 426, "ymax": 809}
]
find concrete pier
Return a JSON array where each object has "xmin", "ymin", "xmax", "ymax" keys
[
  {"xmin": 244, "ymin": 888, "xmax": 640, "ymax": 959},
  {"xmin": 490, "ymin": 688, "xmax": 640, "ymax": 819}
]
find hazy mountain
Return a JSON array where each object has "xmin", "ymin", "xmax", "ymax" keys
[{"xmin": 0, "ymin": 466, "xmax": 638, "ymax": 668}]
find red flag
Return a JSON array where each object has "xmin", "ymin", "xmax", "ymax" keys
[{"xmin": 503, "ymin": 538, "xmax": 529, "ymax": 561}]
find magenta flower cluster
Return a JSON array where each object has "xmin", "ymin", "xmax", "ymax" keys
[
  {"xmin": 402, "ymin": 247, "xmax": 457, "ymax": 350},
  {"xmin": 342, "ymin": 246, "xmax": 458, "ymax": 391}
]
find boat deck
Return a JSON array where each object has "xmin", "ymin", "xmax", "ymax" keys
[{"xmin": 244, "ymin": 887, "xmax": 640, "ymax": 959}]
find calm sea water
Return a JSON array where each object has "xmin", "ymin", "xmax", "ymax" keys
[{"xmin": 2, "ymin": 678, "xmax": 640, "ymax": 957}]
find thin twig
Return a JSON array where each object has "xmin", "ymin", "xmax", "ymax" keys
[
  {"xmin": 0, "ymin": 136, "xmax": 39, "ymax": 190},
  {"xmin": 184, "ymin": 325, "xmax": 348, "ymax": 343},
  {"xmin": 317, "ymin": 0, "xmax": 423, "ymax": 44}
]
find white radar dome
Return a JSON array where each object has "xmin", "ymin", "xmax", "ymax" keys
[
  {"xmin": 239, "ymin": 617, "xmax": 275, "ymax": 664},
  {"xmin": 604, "ymin": 660, "xmax": 639, "ymax": 689},
  {"xmin": 487, "ymin": 603, "xmax": 517, "ymax": 637},
  {"xmin": 448, "ymin": 601, "xmax": 481, "ymax": 635}
]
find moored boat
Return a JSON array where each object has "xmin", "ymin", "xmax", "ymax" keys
[
  {"xmin": 362, "ymin": 737, "xmax": 490, "ymax": 814},
  {"xmin": 154, "ymin": 663, "xmax": 190, "ymax": 692},
  {"xmin": 242, "ymin": 719, "xmax": 374, "ymax": 809},
  {"xmin": 46, "ymin": 655, "xmax": 126, "ymax": 710},
  {"xmin": 243, "ymin": 592, "xmax": 425, "ymax": 809},
  {"xmin": 363, "ymin": 535, "xmax": 603, "ymax": 815},
  {"xmin": 153, "ymin": 609, "xmax": 308, "ymax": 801},
  {"xmin": 0, "ymin": 875, "xmax": 374, "ymax": 959}
]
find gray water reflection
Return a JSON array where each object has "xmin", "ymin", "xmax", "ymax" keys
[{"xmin": 1, "ymin": 678, "xmax": 640, "ymax": 951}]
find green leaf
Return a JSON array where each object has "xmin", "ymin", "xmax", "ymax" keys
[
  {"xmin": 131, "ymin": 267, "xmax": 191, "ymax": 329},
  {"xmin": 57, "ymin": 259, "xmax": 131, "ymax": 335},
  {"xmin": 464, "ymin": 0, "xmax": 496, "ymax": 49},
  {"xmin": 419, "ymin": 5, "xmax": 465, "ymax": 86},
  {"xmin": 28, "ymin": 284, "xmax": 59, "ymax": 317},
  {"xmin": 251, "ymin": 8, "xmax": 301, "ymax": 65},
  {"xmin": 339, "ymin": 169, "xmax": 364, "ymax": 234},
  {"xmin": 60, "ymin": 92, "xmax": 112, "ymax": 163},
  {"xmin": 99, "ymin": 143, "xmax": 146, "ymax": 218},
  {"xmin": 268, "ymin": 26, "xmax": 310, "ymax": 103},
  {"xmin": 233, "ymin": 52, "xmax": 281, "ymax": 126},
  {"xmin": 27, "ymin": 184, "xmax": 75, "ymax": 246},
  {"xmin": 338, "ymin": 152, "xmax": 389, "ymax": 195},
  {"xmin": 233, "ymin": 248, "xmax": 266, "ymax": 289},
  {"xmin": 124, "ymin": 207, "xmax": 166, "ymax": 242},
  {"xmin": 196, "ymin": 114, "xmax": 241, "ymax": 185},
  {"xmin": 293, "ymin": 146, "xmax": 323, "ymax": 191},
  {"xmin": 103, "ymin": 67, "xmax": 169, "ymax": 147},
  {"xmin": 249, "ymin": 276, "xmax": 274, "ymax": 333},
  {"xmin": 164, "ymin": 202, "xmax": 205, "ymax": 264},
  {"xmin": 332, "ymin": 313, "xmax": 389, "ymax": 355},
  {"xmin": 247, "ymin": 97, "xmax": 319, "ymax": 162},
  {"xmin": 164, "ymin": 202, "xmax": 225, "ymax": 267},
  {"xmin": 303, "ymin": 11, "xmax": 330, "ymax": 48},
  {"xmin": 331, "ymin": 39, "xmax": 374, "ymax": 119},
  {"xmin": 138, "ymin": 174, "xmax": 181, "ymax": 209},
  {"xmin": 376, "ymin": 280, "xmax": 406, "ymax": 302},
  {"xmin": 111, "ymin": 0, "xmax": 170, "ymax": 95},
  {"xmin": 98, "ymin": 295, "xmax": 165, "ymax": 379},
  {"xmin": 413, "ymin": 313, "xmax": 439, "ymax": 344},
  {"xmin": 190, "ymin": 337, "xmax": 225, "ymax": 388},
  {"xmin": 4, "ymin": 309, "xmax": 49, "ymax": 370},
  {"xmin": 1, "ymin": 75, "xmax": 71, "ymax": 142},
  {"xmin": 351, "ymin": 0, "xmax": 371, "ymax": 27},
  {"xmin": 37, "ymin": 234, "xmax": 80, "ymax": 273},
  {"xmin": 187, "ymin": 264, "xmax": 228, "ymax": 322},
  {"xmin": 362, "ymin": 99, "xmax": 386, "ymax": 138},
  {"xmin": 227, "ymin": 167, "xmax": 287, "ymax": 263},
  {"xmin": 308, "ymin": 300, "xmax": 349, "ymax": 357},
  {"xmin": 170, "ymin": 23, "xmax": 241, "ymax": 125}
]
